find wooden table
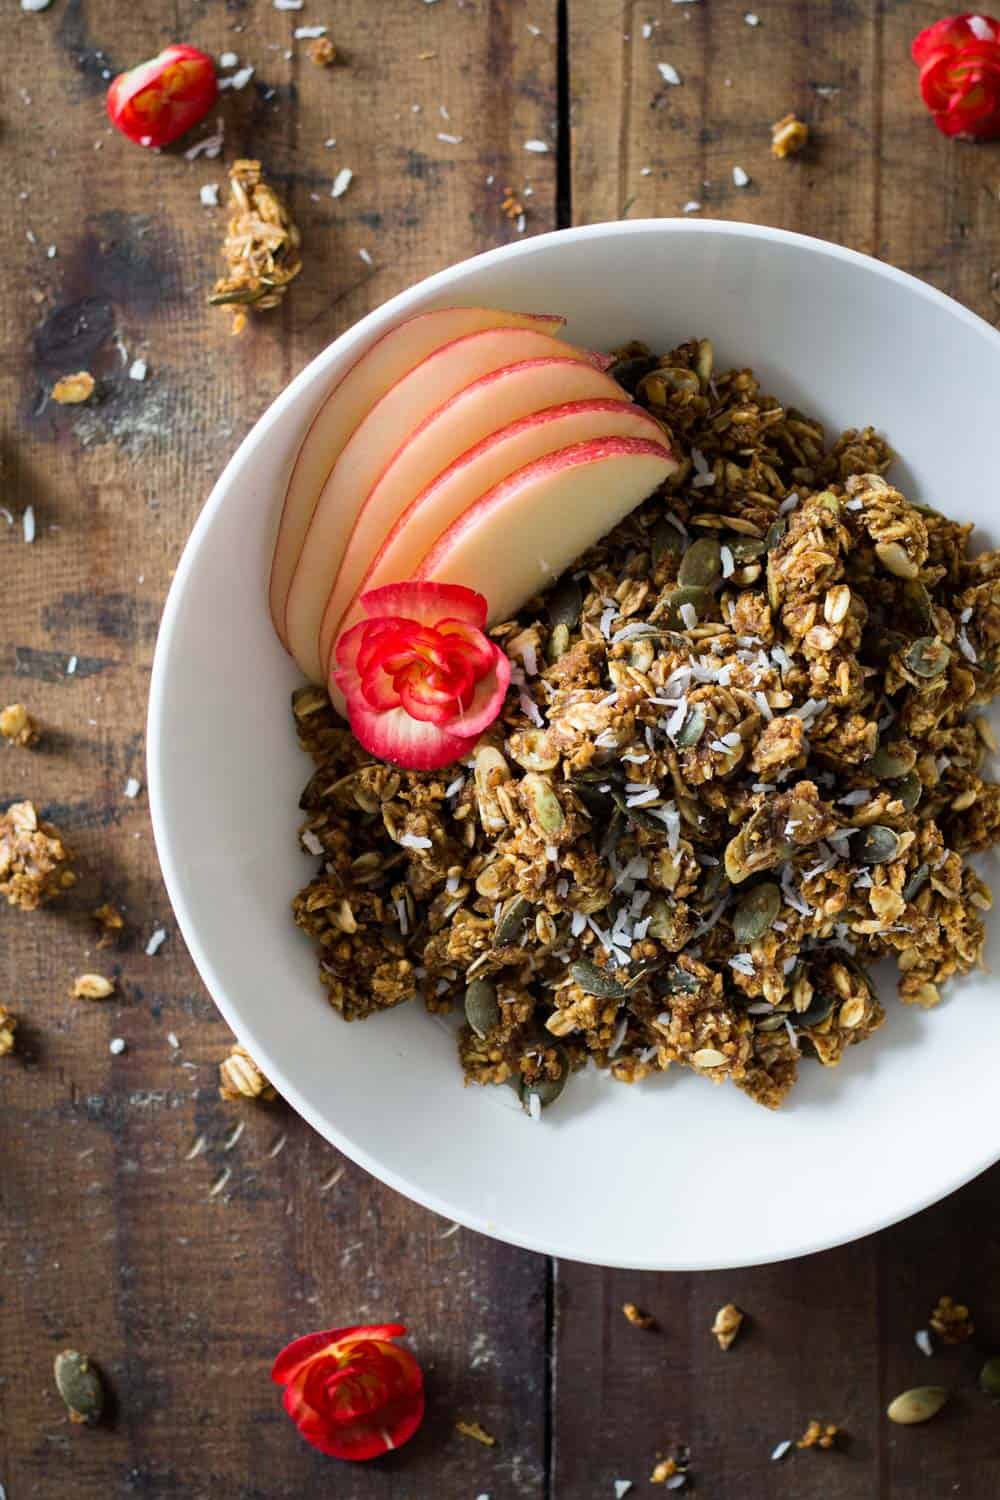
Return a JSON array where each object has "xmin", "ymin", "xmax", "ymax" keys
[{"xmin": 3, "ymin": 2, "xmax": 999, "ymax": 1495}]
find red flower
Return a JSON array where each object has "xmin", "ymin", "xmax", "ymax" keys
[
  {"xmin": 911, "ymin": 13, "xmax": 1000, "ymax": 139},
  {"xmin": 272, "ymin": 1322, "xmax": 424, "ymax": 1461},
  {"xmin": 333, "ymin": 582, "xmax": 511, "ymax": 770},
  {"xmin": 107, "ymin": 44, "xmax": 218, "ymax": 149}
]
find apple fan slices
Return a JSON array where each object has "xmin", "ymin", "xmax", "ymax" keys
[{"xmin": 268, "ymin": 306, "xmax": 677, "ymax": 702}]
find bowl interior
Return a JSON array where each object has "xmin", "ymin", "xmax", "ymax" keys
[{"xmin": 149, "ymin": 221, "xmax": 1000, "ymax": 1269}]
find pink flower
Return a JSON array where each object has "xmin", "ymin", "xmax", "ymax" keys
[{"xmin": 333, "ymin": 581, "xmax": 510, "ymax": 770}]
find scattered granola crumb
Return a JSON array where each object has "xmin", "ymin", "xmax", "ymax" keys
[
  {"xmin": 745, "ymin": 11, "xmax": 761, "ymax": 23},
  {"xmin": 455, "ymin": 1419, "xmax": 496, "ymax": 1447},
  {"xmin": 209, "ymin": 160, "xmax": 303, "ymax": 335},
  {"xmin": 649, "ymin": 1456, "xmax": 680, "ymax": 1484},
  {"xmin": 72, "ymin": 974, "xmax": 115, "ymax": 1001},
  {"xmin": 681, "ymin": 199, "xmax": 702, "ymax": 213},
  {"xmin": 308, "ymin": 36, "xmax": 337, "ymax": 66},
  {"xmin": 65, "ymin": 654, "xmax": 77, "ymax": 675},
  {"xmin": 52, "ymin": 371, "xmax": 95, "ymax": 405},
  {"xmin": 622, "ymin": 1301, "xmax": 656, "ymax": 1330},
  {"xmin": 109, "ymin": 1037, "xmax": 126, "ymax": 1056},
  {"xmin": 525, "ymin": 139, "xmax": 550, "ymax": 153},
  {"xmin": 797, "ymin": 1419, "xmax": 841, "ymax": 1450},
  {"xmin": 771, "ymin": 112, "xmax": 809, "ymax": 158},
  {"xmin": 0, "ymin": 802, "xmax": 76, "ymax": 910},
  {"xmin": 0, "ymin": 1005, "xmax": 17, "ymax": 1056},
  {"xmin": 929, "ymin": 1295, "xmax": 974, "ymax": 1345},
  {"xmin": 94, "ymin": 903, "xmax": 124, "ymax": 947},
  {"xmin": 711, "ymin": 1302, "xmax": 744, "ymax": 1350},
  {"xmin": 501, "ymin": 185, "xmax": 525, "ymax": 222},
  {"xmin": 0, "ymin": 703, "xmax": 40, "ymax": 748},
  {"xmin": 219, "ymin": 50, "xmax": 239, "ymax": 68},
  {"xmin": 219, "ymin": 1043, "xmax": 277, "ymax": 1101},
  {"xmin": 22, "ymin": 506, "xmax": 36, "ymax": 544}
]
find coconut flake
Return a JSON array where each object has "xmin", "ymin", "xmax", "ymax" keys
[
  {"xmin": 274, "ymin": 0, "xmax": 304, "ymax": 8},
  {"xmin": 294, "ymin": 24, "xmax": 328, "ymax": 38},
  {"xmin": 614, "ymin": 1483, "xmax": 634, "ymax": 1499},
  {"xmin": 915, "ymin": 1328, "xmax": 934, "ymax": 1357},
  {"xmin": 519, "ymin": 691, "xmax": 544, "ymax": 727},
  {"xmin": 331, "ymin": 167, "xmax": 353, "ymax": 198},
  {"xmin": 745, "ymin": 10, "xmax": 761, "ymax": 24},
  {"xmin": 607, "ymin": 1013, "xmax": 629, "ymax": 1057},
  {"xmin": 146, "ymin": 927, "xmax": 167, "ymax": 956},
  {"xmin": 657, "ymin": 61, "xmax": 682, "ymax": 85},
  {"xmin": 22, "ymin": 506, "xmax": 36, "ymax": 544},
  {"xmin": 398, "ymin": 833, "xmax": 432, "ymax": 850},
  {"xmin": 199, "ymin": 183, "xmax": 220, "ymax": 207},
  {"xmin": 437, "ymin": 132, "xmax": 464, "ymax": 144},
  {"xmin": 599, "ymin": 605, "xmax": 617, "ymax": 638},
  {"xmin": 109, "ymin": 1037, "xmax": 126, "ymax": 1055},
  {"xmin": 301, "ymin": 829, "xmax": 324, "ymax": 856},
  {"xmin": 527, "ymin": 1092, "xmax": 542, "ymax": 1120},
  {"xmin": 720, "ymin": 544, "xmax": 735, "ymax": 578},
  {"xmin": 732, "ymin": 165, "xmax": 750, "ymax": 187},
  {"xmin": 770, "ymin": 1440, "xmax": 791, "ymax": 1462},
  {"xmin": 184, "ymin": 122, "xmax": 225, "ymax": 160},
  {"xmin": 838, "ymin": 788, "xmax": 871, "ymax": 806},
  {"xmin": 679, "ymin": 602, "xmax": 698, "ymax": 630},
  {"xmin": 445, "ymin": 776, "xmax": 465, "ymax": 798},
  {"xmin": 754, "ymin": 690, "xmax": 773, "ymax": 721},
  {"xmin": 129, "ymin": 358, "xmax": 148, "ymax": 381},
  {"xmin": 525, "ymin": 139, "xmax": 550, "ymax": 153},
  {"xmin": 570, "ymin": 910, "xmax": 588, "ymax": 937},
  {"xmin": 123, "ymin": 777, "xmax": 142, "ymax": 799},
  {"xmin": 778, "ymin": 491, "xmax": 800, "ymax": 515},
  {"xmin": 219, "ymin": 65, "xmax": 255, "ymax": 90},
  {"xmin": 958, "ymin": 628, "xmax": 978, "ymax": 663}
]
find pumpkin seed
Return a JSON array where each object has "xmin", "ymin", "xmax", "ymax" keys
[
  {"xmin": 859, "ymin": 825, "xmax": 900, "ymax": 865},
  {"xmin": 678, "ymin": 537, "xmax": 722, "ymax": 588},
  {"xmin": 978, "ymin": 1357, "xmax": 1000, "ymax": 1399},
  {"xmin": 609, "ymin": 787, "xmax": 662, "ymax": 833},
  {"xmin": 870, "ymin": 743, "xmax": 914, "ymax": 779},
  {"xmin": 646, "ymin": 899, "xmax": 674, "ymax": 942},
  {"xmin": 903, "ymin": 863, "xmax": 930, "ymax": 902},
  {"xmin": 725, "ymin": 534, "xmax": 766, "ymax": 563},
  {"xmin": 639, "ymin": 366, "xmax": 701, "ymax": 404},
  {"xmin": 495, "ymin": 894, "xmax": 532, "ymax": 945},
  {"xmin": 794, "ymin": 993, "xmax": 835, "ymax": 1028},
  {"xmin": 674, "ymin": 704, "xmax": 707, "ymax": 749},
  {"xmin": 902, "ymin": 579, "xmax": 936, "ymax": 634},
  {"xmin": 664, "ymin": 964, "xmax": 702, "ymax": 994},
  {"xmin": 546, "ymin": 574, "xmax": 583, "ymax": 630},
  {"xmin": 895, "ymin": 771, "xmax": 922, "ymax": 812},
  {"xmin": 465, "ymin": 979, "xmax": 500, "ymax": 1038},
  {"xmin": 886, "ymin": 1387, "xmax": 949, "ymax": 1425},
  {"xmin": 521, "ymin": 773, "xmax": 565, "ymax": 834},
  {"xmin": 660, "ymin": 585, "xmax": 712, "ymax": 629},
  {"xmin": 510, "ymin": 729, "xmax": 559, "ymax": 772},
  {"xmin": 692, "ymin": 1047, "xmax": 727, "ymax": 1069},
  {"xmin": 765, "ymin": 517, "xmax": 787, "ymax": 552},
  {"xmin": 474, "ymin": 745, "xmax": 512, "ymax": 833},
  {"xmin": 732, "ymin": 882, "xmax": 781, "ymax": 943},
  {"xmin": 608, "ymin": 354, "xmax": 658, "ymax": 392},
  {"xmin": 650, "ymin": 517, "xmax": 684, "ymax": 565},
  {"xmin": 520, "ymin": 1055, "xmax": 569, "ymax": 1111},
  {"xmin": 695, "ymin": 337, "xmax": 714, "ymax": 387},
  {"xmin": 876, "ymin": 540, "xmax": 919, "ymax": 580},
  {"xmin": 904, "ymin": 636, "xmax": 951, "ymax": 679},
  {"xmin": 815, "ymin": 490, "xmax": 841, "ymax": 516},
  {"xmin": 547, "ymin": 622, "xmax": 571, "ymax": 662},
  {"xmin": 766, "ymin": 551, "xmax": 781, "ymax": 612},
  {"xmin": 570, "ymin": 958, "xmax": 628, "ymax": 999},
  {"xmin": 54, "ymin": 1350, "xmax": 104, "ymax": 1425}
]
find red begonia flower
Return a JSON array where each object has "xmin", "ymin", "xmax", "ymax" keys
[
  {"xmin": 333, "ymin": 582, "xmax": 511, "ymax": 770},
  {"xmin": 272, "ymin": 1322, "xmax": 424, "ymax": 1461},
  {"xmin": 106, "ymin": 44, "xmax": 218, "ymax": 149},
  {"xmin": 911, "ymin": 14, "xmax": 1000, "ymax": 139}
]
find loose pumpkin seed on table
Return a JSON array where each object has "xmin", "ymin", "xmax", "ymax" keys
[{"xmin": 290, "ymin": 336, "xmax": 1000, "ymax": 1114}]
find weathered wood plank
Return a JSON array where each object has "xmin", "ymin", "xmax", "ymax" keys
[{"xmin": 1, "ymin": 2, "xmax": 556, "ymax": 1496}]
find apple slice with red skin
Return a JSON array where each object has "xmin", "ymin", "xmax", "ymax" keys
[
  {"xmin": 268, "ymin": 306, "xmax": 565, "ymax": 649},
  {"xmin": 284, "ymin": 325, "xmax": 599, "ymax": 682},
  {"xmin": 316, "ymin": 360, "xmax": 640, "ymax": 677},
  {"xmin": 324, "ymin": 399, "xmax": 670, "ymax": 691},
  {"xmin": 415, "ymin": 436, "xmax": 676, "ymax": 629}
]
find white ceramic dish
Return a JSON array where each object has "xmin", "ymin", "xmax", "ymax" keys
[{"xmin": 148, "ymin": 220, "xmax": 1000, "ymax": 1270}]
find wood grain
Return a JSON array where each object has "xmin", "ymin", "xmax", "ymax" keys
[{"xmin": 3, "ymin": 1, "xmax": 999, "ymax": 1496}]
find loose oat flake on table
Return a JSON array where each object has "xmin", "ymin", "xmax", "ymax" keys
[{"xmin": 291, "ymin": 336, "xmax": 1000, "ymax": 1114}]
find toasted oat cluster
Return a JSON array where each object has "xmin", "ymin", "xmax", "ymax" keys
[
  {"xmin": 291, "ymin": 338, "xmax": 1000, "ymax": 1113},
  {"xmin": 0, "ymin": 801, "xmax": 76, "ymax": 911},
  {"xmin": 209, "ymin": 159, "xmax": 302, "ymax": 335}
]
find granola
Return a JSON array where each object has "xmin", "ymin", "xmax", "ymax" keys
[
  {"xmin": 219, "ymin": 1042, "xmax": 276, "ymax": 1101},
  {"xmin": 0, "ymin": 703, "xmax": 40, "ymax": 747},
  {"xmin": 0, "ymin": 801, "xmax": 76, "ymax": 910},
  {"xmin": 209, "ymin": 159, "xmax": 302, "ymax": 335},
  {"xmin": 290, "ymin": 338, "xmax": 1000, "ymax": 1113},
  {"xmin": 0, "ymin": 1004, "xmax": 17, "ymax": 1056}
]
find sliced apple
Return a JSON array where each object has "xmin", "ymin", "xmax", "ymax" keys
[
  {"xmin": 269, "ymin": 306, "xmax": 565, "ymax": 648},
  {"xmin": 316, "ymin": 360, "xmax": 638, "ymax": 674},
  {"xmin": 326, "ymin": 399, "xmax": 670, "ymax": 680},
  {"xmin": 284, "ymin": 325, "xmax": 598, "ymax": 681},
  {"xmin": 416, "ymin": 437, "xmax": 676, "ymax": 628}
]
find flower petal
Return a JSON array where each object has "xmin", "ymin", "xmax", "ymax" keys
[
  {"xmin": 348, "ymin": 699, "xmax": 478, "ymax": 769},
  {"xmin": 444, "ymin": 646, "xmax": 512, "ymax": 737},
  {"xmin": 358, "ymin": 580, "xmax": 487, "ymax": 630},
  {"xmin": 271, "ymin": 1324, "xmax": 407, "ymax": 1386}
]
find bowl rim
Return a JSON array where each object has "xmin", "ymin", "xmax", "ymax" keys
[{"xmin": 148, "ymin": 218, "xmax": 1000, "ymax": 1269}]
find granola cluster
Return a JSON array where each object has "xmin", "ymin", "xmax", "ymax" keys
[
  {"xmin": 0, "ymin": 801, "xmax": 76, "ymax": 911},
  {"xmin": 291, "ymin": 338, "xmax": 1000, "ymax": 1113},
  {"xmin": 209, "ymin": 159, "xmax": 302, "ymax": 335}
]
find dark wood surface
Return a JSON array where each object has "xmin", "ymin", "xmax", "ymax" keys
[{"xmin": 2, "ymin": 2, "xmax": 998, "ymax": 1497}]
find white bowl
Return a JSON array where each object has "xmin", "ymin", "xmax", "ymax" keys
[{"xmin": 149, "ymin": 220, "xmax": 1000, "ymax": 1270}]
